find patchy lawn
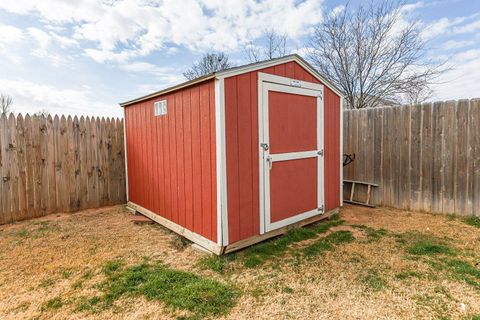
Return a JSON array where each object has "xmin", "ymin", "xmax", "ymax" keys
[{"xmin": 0, "ymin": 205, "xmax": 479, "ymax": 319}]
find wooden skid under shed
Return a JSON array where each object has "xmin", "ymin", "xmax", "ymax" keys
[{"xmin": 127, "ymin": 201, "xmax": 338, "ymax": 255}]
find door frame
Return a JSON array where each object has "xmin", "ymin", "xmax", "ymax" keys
[{"xmin": 258, "ymin": 72, "xmax": 325, "ymax": 234}]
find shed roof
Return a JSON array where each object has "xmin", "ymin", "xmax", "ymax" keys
[{"xmin": 120, "ymin": 54, "xmax": 343, "ymax": 107}]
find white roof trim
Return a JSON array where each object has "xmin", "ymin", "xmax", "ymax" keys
[{"xmin": 215, "ymin": 54, "xmax": 344, "ymax": 98}]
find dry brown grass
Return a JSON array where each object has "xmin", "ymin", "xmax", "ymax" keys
[{"xmin": 0, "ymin": 204, "xmax": 479, "ymax": 320}]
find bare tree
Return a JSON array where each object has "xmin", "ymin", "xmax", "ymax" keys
[
  {"xmin": 244, "ymin": 29, "xmax": 288, "ymax": 62},
  {"xmin": 34, "ymin": 109, "xmax": 50, "ymax": 118},
  {"xmin": 183, "ymin": 52, "xmax": 233, "ymax": 80},
  {"xmin": 0, "ymin": 94, "xmax": 13, "ymax": 114},
  {"xmin": 403, "ymin": 83, "xmax": 433, "ymax": 105},
  {"xmin": 308, "ymin": 1, "xmax": 444, "ymax": 109}
]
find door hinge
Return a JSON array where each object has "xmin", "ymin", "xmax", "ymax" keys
[
  {"xmin": 318, "ymin": 205, "xmax": 324, "ymax": 213},
  {"xmin": 318, "ymin": 149, "xmax": 324, "ymax": 156},
  {"xmin": 318, "ymin": 92, "xmax": 323, "ymax": 100}
]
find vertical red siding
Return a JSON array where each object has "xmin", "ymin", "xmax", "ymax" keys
[
  {"xmin": 124, "ymin": 80, "xmax": 217, "ymax": 242},
  {"xmin": 225, "ymin": 61, "xmax": 341, "ymax": 244}
]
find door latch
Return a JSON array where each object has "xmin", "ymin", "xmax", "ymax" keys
[
  {"xmin": 318, "ymin": 149, "xmax": 324, "ymax": 156},
  {"xmin": 260, "ymin": 143, "xmax": 269, "ymax": 151},
  {"xmin": 266, "ymin": 156, "xmax": 273, "ymax": 170},
  {"xmin": 318, "ymin": 205, "xmax": 324, "ymax": 213}
]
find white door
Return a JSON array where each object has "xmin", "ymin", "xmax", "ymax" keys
[{"xmin": 258, "ymin": 73, "xmax": 324, "ymax": 233}]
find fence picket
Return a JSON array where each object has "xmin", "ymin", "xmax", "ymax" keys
[
  {"xmin": 343, "ymin": 99, "xmax": 478, "ymax": 216},
  {"xmin": 0, "ymin": 113, "xmax": 127, "ymax": 224}
]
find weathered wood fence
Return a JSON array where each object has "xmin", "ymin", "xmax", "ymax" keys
[
  {"xmin": 343, "ymin": 99, "xmax": 480, "ymax": 216},
  {"xmin": 0, "ymin": 113, "xmax": 126, "ymax": 224}
]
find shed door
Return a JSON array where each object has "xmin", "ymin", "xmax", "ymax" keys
[{"xmin": 259, "ymin": 75, "xmax": 324, "ymax": 233}]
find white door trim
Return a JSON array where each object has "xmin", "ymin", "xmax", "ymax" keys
[
  {"xmin": 258, "ymin": 74, "xmax": 325, "ymax": 234},
  {"xmin": 270, "ymin": 150, "xmax": 318, "ymax": 162}
]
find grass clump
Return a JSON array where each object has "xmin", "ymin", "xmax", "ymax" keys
[
  {"xmin": 38, "ymin": 277, "xmax": 55, "ymax": 288},
  {"xmin": 395, "ymin": 270, "xmax": 424, "ymax": 280},
  {"xmin": 350, "ymin": 224, "xmax": 388, "ymax": 241},
  {"xmin": 282, "ymin": 286, "xmax": 294, "ymax": 294},
  {"xmin": 396, "ymin": 232, "xmax": 456, "ymax": 256},
  {"xmin": 442, "ymin": 259, "xmax": 480, "ymax": 289},
  {"xmin": 314, "ymin": 219, "xmax": 344, "ymax": 233},
  {"xmin": 241, "ymin": 214, "xmax": 345, "ymax": 268},
  {"xmin": 464, "ymin": 216, "xmax": 480, "ymax": 228},
  {"xmin": 41, "ymin": 297, "xmax": 63, "ymax": 311},
  {"xmin": 196, "ymin": 254, "xmax": 236, "ymax": 274},
  {"xmin": 407, "ymin": 242, "xmax": 455, "ymax": 256},
  {"xmin": 77, "ymin": 260, "xmax": 237, "ymax": 319},
  {"xmin": 302, "ymin": 231, "xmax": 355, "ymax": 257},
  {"xmin": 242, "ymin": 227, "xmax": 318, "ymax": 268},
  {"xmin": 358, "ymin": 269, "xmax": 387, "ymax": 291}
]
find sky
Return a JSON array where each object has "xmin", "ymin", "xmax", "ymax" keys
[{"xmin": 0, "ymin": 0, "xmax": 479, "ymax": 118}]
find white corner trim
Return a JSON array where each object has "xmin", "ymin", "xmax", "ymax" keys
[
  {"xmin": 214, "ymin": 78, "xmax": 229, "ymax": 246},
  {"xmin": 123, "ymin": 108, "xmax": 129, "ymax": 202},
  {"xmin": 340, "ymin": 97, "xmax": 344, "ymax": 206}
]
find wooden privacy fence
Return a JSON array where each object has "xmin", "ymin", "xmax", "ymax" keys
[
  {"xmin": 0, "ymin": 113, "xmax": 126, "ymax": 224},
  {"xmin": 343, "ymin": 99, "xmax": 480, "ymax": 216}
]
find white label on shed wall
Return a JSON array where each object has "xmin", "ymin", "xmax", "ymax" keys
[{"xmin": 154, "ymin": 100, "xmax": 167, "ymax": 116}]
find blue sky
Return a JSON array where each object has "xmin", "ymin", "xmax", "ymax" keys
[{"xmin": 0, "ymin": 0, "xmax": 479, "ymax": 118}]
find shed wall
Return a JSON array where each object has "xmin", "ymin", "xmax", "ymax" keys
[
  {"xmin": 224, "ymin": 61, "xmax": 341, "ymax": 244},
  {"xmin": 124, "ymin": 80, "xmax": 217, "ymax": 242}
]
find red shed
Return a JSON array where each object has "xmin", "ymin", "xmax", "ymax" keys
[{"xmin": 121, "ymin": 54, "xmax": 344, "ymax": 254}]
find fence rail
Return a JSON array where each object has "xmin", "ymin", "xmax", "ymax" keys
[
  {"xmin": 0, "ymin": 113, "xmax": 126, "ymax": 224},
  {"xmin": 343, "ymin": 98, "xmax": 480, "ymax": 216}
]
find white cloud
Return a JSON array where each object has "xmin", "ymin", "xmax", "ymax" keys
[
  {"xmin": 0, "ymin": 0, "xmax": 325, "ymax": 63},
  {"xmin": 454, "ymin": 20, "xmax": 480, "ymax": 34},
  {"xmin": 442, "ymin": 39, "xmax": 476, "ymax": 50},
  {"xmin": 0, "ymin": 24, "xmax": 24, "ymax": 45},
  {"xmin": 432, "ymin": 49, "xmax": 480, "ymax": 100},
  {"xmin": 119, "ymin": 61, "xmax": 184, "ymax": 85},
  {"xmin": 0, "ymin": 79, "xmax": 121, "ymax": 118},
  {"xmin": 421, "ymin": 12, "xmax": 480, "ymax": 40}
]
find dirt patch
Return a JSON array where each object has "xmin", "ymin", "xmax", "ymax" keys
[{"xmin": 0, "ymin": 204, "xmax": 479, "ymax": 319}]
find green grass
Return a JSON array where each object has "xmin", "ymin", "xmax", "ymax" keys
[
  {"xmin": 407, "ymin": 242, "xmax": 455, "ymax": 256},
  {"xmin": 395, "ymin": 270, "xmax": 424, "ymax": 280},
  {"xmin": 196, "ymin": 254, "xmax": 237, "ymax": 274},
  {"xmin": 38, "ymin": 277, "xmax": 56, "ymax": 288},
  {"xmin": 313, "ymin": 219, "xmax": 344, "ymax": 233},
  {"xmin": 466, "ymin": 315, "xmax": 480, "ymax": 320},
  {"xmin": 242, "ymin": 227, "xmax": 318, "ymax": 268},
  {"xmin": 442, "ymin": 259, "xmax": 480, "ymax": 289},
  {"xmin": 358, "ymin": 269, "xmax": 387, "ymax": 291},
  {"xmin": 41, "ymin": 297, "xmax": 63, "ymax": 311},
  {"xmin": 350, "ymin": 224, "xmax": 388, "ymax": 241},
  {"xmin": 396, "ymin": 232, "xmax": 456, "ymax": 257},
  {"xmin": 102, "ymin": 259, "xmax": 124, "ymax": 276},
  {"xmin": 464, "ymin": 216, "xmax": 480, "ymax": 228},
  {"xmin": 302, "ymin": 231, "xmax": 355, "ymax": 257},
  {"xmin": 14, "ymin": 229, "xmax": 29, "ymax": 238},
  {"xmin": 282, "ymin": 286, "xmax": 294, "ymax": 294},
  {"xmin": 240, "ymin": 215, "xmax": 345, "ymax": 268},
  {"xmin": 76, "ymin": 260, "xmax": 238, "ymax": 319}
]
